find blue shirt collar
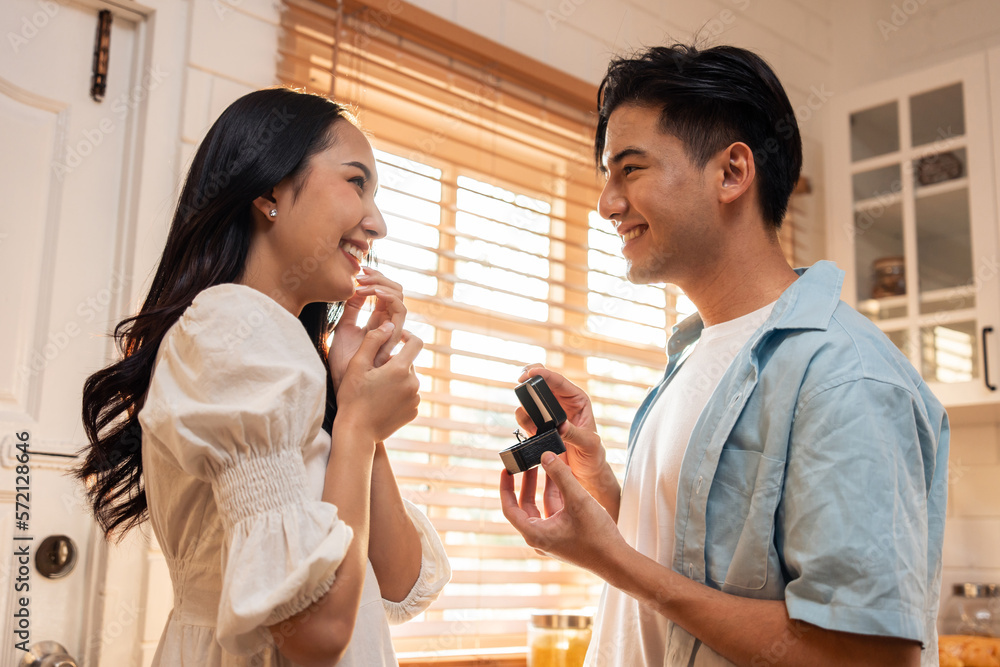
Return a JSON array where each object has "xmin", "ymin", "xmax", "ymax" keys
[{"xmin": 666, "ymin": 261, "xmax": 845, "ymax": 357}]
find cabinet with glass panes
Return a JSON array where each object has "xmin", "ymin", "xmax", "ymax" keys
[{"xmin": 826, "ymin": 53, "xmax": 999, "ymax": 407}]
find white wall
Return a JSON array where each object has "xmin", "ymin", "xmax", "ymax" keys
[
  {"xmin": 175, "ymin": 0, "xmax": 282, "ymax": 194},
  {"xmin": 831, "ymin": 0, "xmax": 1000, "ymax": 92}
]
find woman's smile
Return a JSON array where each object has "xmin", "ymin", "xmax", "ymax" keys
[{"xmin": 340, "ymin": 239, "xmax": 367, "ymax": 272}]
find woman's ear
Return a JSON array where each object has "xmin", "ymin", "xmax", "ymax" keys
[
  {"xmin": 251, "ymin": 191, "xmax": 278, "ymax": 220},
  {"xmin": 718, "ymin": 142, "xmax": 755, "ymax": 205}
]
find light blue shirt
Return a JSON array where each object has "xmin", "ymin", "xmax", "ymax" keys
[{"xmin": 626, "ymin": 261, "xmax": 949, "ymax": 663}]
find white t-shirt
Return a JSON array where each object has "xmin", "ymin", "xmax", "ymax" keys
[{"xmin": 586, "ymin": 301, "xmax": 775, "ymax": 667}]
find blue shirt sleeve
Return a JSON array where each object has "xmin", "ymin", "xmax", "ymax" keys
[{"xmin": 779, "ymin": 377, "xmax": 933, "ymax": 642}]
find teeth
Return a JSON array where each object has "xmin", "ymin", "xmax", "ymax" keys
[
  {"xmin": 622, "ymin": 227, "xmax": 645, "ymax": 242},
  {"xmin": 341, "ymin": 242, "xmax": 366, "ymax": 262}
]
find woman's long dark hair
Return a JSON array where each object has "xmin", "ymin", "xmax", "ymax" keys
[{"xmin": 77, "ymin": 88, "xmax": 352, "ymax": 541}]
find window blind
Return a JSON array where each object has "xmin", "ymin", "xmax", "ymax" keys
[{"xmin": 278, "ymin": 1, "xmax": 798, "ymax": 655}]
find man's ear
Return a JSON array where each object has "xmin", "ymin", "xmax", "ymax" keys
[
  {"xmin": 718, "ymin": 142, "xmax": 755, "ymax": 205},
  {"xmin": 251, "ymin": 191, "xmax": 278, "ymax": 220}
]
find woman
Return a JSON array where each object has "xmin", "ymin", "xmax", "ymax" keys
[{"xmin": 77, "ymin": 88, "xmax": 449, "ymax": 666}]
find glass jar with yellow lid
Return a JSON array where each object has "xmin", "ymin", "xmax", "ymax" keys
[{"xmin": 528, "ymin": 612, "xmax": 593, "ymax": 667}]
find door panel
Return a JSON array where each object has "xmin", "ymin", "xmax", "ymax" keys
[
  {"xmin": 0, "ymin": 83, "xmax": 64, "ymax": 419},
  {"xmin": 0, "ymin": 1, "xmax": 139, "ymax": 664}
]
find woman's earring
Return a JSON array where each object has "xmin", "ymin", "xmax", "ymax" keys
[{"xmin": 268, "ymin": 208, "xmax": 278, "ymax": 218}]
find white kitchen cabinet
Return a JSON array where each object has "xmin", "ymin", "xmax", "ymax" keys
[{"xmin": 826, "ymin": 53, "xmax": 1000, "ymax": 408}]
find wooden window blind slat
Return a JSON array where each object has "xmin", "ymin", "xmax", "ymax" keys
[{"xmin": 278, "ymin": 1, "xmax": 703, "ymax": 656}]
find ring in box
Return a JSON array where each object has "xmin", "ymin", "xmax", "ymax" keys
[{"xmin": 499, "ymin": 376, "xmax": 567, "ymax": 474}]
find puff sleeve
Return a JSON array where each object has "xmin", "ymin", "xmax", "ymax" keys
[
  {"xmin": 382, "ymin": 499, "xmax": 451, "ymax": 624},
  {"xmin": 139, "ymin": 284, "xmax": 353, "ymax": 655}
]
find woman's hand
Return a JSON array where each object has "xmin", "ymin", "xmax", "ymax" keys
[
  {"xmin": 335, "ymin": 321, "xmax": 422, "ymax": 445},
  {"xmin": 329, "ymin": 267, "xmax": 406, "ymax": 393}
]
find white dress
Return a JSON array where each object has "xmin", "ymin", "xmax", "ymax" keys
[{"xmin": 138, "ymin": 283, "xmax": 450, "ymax": 666}]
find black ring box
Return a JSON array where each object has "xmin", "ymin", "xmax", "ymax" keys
[{"xmin": 499, "ymin": 376, "xmax": 567, "ymax": 474}]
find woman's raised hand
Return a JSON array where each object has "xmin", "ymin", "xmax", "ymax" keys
[
  {"xmin": 330, "ymin": 267, "xmax": 407, "ymax": 393},
  {"xmin": 334, "ymin": 321, "xmax": 422, "ymax": 445}
]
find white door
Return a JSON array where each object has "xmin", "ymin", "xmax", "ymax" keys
[{"xmin": 0, "ymin": 2, "xmax": 149, "ymax": 664}]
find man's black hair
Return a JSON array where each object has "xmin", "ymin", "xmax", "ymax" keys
[{"xmin": 595, "ymin": 44, "xmax": 803, "ymax": 228}]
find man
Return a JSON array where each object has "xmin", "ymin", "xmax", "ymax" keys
[{"xmin": 500, "ymin": 44, "xmax": 949, "ymax": 667}]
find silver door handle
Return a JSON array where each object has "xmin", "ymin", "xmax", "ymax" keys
[{"xmin": 18, "ymin": 641, "xmax": 77, "ymax": 667}]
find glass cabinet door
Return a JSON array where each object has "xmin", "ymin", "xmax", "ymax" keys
[
  {"xmin": 831, "ymin": 53, "xmax": 1000, "ymax": 404},
  {"xmin": 847, "ymin": 79, "xmax": 982, "ymax": 386}
]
